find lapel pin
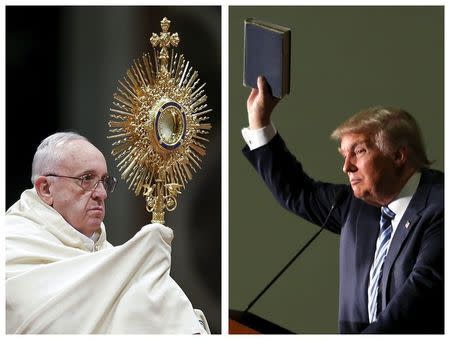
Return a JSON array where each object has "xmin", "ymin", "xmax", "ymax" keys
[{"xmin": 404, "ymin": 221, "xmax": 411, "ymax": 229}]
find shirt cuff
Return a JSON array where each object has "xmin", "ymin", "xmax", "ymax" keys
[{"xmin": 241, "ymin": 122, "xmax": 277, "ymax": 150}]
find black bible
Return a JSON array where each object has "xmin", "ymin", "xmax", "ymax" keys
[{"xmin": 243, "ymin": 18, "xmax": 291, "ymax": 98}]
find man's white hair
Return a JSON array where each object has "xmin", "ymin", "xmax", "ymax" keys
[{"xmin": 31, "ymin": 132, "xmax": 89, "ymax": 185}]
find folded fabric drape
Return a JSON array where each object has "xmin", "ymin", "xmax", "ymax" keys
[{"xmin": 5, "ymin": 188, "xmax": 209, "ymax": 334}]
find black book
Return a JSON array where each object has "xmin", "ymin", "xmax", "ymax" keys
[{"xmin": 243, "ymin": 18, "xmax": 291, "ymax": 99}]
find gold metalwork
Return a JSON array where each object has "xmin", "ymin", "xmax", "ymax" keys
[{"xmin": 108, "ymin": 17, "xmax": 212, "ymax": 225}]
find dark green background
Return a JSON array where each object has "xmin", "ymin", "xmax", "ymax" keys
[{"xmin": 229, "ymin": 6, "xmax": 443, "ymax": 333}]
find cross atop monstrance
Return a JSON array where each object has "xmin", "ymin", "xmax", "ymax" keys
[{"xmin": 150, "ymin": 17, "xmax": 180, "ymax": 69}]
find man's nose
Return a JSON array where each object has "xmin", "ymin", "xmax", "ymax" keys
[
  {"xmin": 342, "ymin": 157, "xmax": 357, "ymax": 173},
  {"xmin": 92, "ymin": 181, "xmax": 108, "ymax": 200}
]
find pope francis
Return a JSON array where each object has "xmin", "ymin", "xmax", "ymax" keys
[{"xmin": 5, "ymin": 132, "xmax": 209, "ymax": 334}]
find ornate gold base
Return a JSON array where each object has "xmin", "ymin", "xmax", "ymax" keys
[{"xmin": 151, "ymin": 211, "xmax": 165, "ymax": 224}]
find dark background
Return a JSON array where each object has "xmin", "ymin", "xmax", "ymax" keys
[
  {"xmin": 6, "ymin": 6, "xmax": 221, "ymax": 333},
  {"xmin": 229, "ymin": 6, "xmax": 444, "ymax": 333}
]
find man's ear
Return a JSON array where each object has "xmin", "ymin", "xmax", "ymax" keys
[
  {"xmin": 35, "ymin": 176, "xmax": 54, "ymax": 205},
  {"xmin": 394, "ymin": 145, "xmax": 408, "ymax": 167}
]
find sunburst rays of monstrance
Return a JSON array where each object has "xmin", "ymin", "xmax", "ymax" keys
[{"xmin": 108, "ymin": 17, "xmax": 212, "ymax": 225}]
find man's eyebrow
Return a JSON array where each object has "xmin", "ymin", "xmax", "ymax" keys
[{"xmin": 338, "ymin": 140, "xmax": 369, "ymax": 154}]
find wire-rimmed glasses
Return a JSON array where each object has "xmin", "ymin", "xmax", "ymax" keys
[{"xmin": 45, "ymin": 173, "xmax": 117, "ymax": 193}]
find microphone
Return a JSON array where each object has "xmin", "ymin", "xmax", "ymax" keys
[{"xmin": 243, "ymin": 188, "xmax": 347, "ymax": 314}]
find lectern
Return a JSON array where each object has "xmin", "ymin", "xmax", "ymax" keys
[{"xmin": 229, "ymin": 310, "xmax": 294, "ymax": 334}]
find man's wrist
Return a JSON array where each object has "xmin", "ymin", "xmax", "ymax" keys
[{"xmin": 249, "ymin": 118, "xmax": 270, "ymax": 130}]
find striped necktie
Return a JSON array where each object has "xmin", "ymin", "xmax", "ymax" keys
[{"xmin": 368, "ymin": 206, "xmax": 395, "ymax": 323}]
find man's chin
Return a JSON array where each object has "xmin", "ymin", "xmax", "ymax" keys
[
  {"xmin": 350, "ymin": 187, "xmax": 363, "ymax": 199},
  {"xmin": 85, "ymin": 220, "xmax": 102, "ymax": 235},
  {"xmin": 351, "ymin": 190, "xmax": 382, "ymax": 207},
  {"xmin": 351, "ymin": 189, "xmax": 372, "ymax": 203}
]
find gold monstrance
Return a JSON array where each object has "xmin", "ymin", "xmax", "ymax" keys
[{"xmin": 108, "ymin": 17, "xmax": 212, "ymax": 224}]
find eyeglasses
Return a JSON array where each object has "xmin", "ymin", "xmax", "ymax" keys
[{"xmin": 45, "ymin": 173, "xmax": 117, "ymax": 193}]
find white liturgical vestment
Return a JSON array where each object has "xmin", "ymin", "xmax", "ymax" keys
[{"xmin": 5, "ymin": 188, "xmax": 209, "ymax": 334}]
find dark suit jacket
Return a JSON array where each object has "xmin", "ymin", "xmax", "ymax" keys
[{"xmin": 243, "ymin": 134, "xmax": 444, "ymax": 334}]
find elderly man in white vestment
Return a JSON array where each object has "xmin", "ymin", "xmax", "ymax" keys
[{"xmin": 5, "ymin": 132, "xmax": 210, "ymax": 334}]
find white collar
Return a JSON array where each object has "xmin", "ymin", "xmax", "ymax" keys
[
  {"xmin": 387, "ymin": 171, "xmax": 421, "ymax": 215},
  {"xmin": 386, "ymin": 171, "xmax": 421, "ymax": 233}
]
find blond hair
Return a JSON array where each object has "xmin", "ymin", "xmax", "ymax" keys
[{"xmin": 331, "ymin": 106, "xmax": 431, "ymax": 168}]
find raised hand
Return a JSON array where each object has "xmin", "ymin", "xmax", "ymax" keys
[{"xmin": 246, "ymin": 76, "xmax": 280, "ymax": 129}]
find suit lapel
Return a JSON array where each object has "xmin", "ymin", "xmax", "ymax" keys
[
  {"xmin": 380, "ymin": 170, "xmax": 431, "ymax": 309},
  {"xmin": 355, "ymin": 204, "xmax": 380, "ymax": 315}
]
